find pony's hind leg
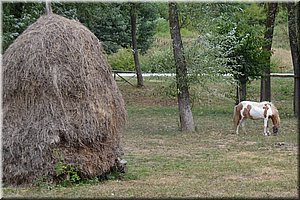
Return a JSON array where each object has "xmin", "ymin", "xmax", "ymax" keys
[
  {"xmin": 240, "ymin": 119, "xmax": 247, "ymax": 134},
  {"xmin": 235, "ymin": 117, "xmax": 245, "ymax": 134}
]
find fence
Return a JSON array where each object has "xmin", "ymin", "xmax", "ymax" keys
[{"xmin": 112, "ymin": 70, "xmax": 295, "ymax": 86}]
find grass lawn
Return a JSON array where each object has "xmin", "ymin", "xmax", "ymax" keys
[{"xmin": 3, "ymin": 77, "xmax": 298, "ymax": 198}]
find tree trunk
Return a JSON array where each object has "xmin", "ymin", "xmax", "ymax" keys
[
  {"xmin": 260, "ymin": 2, "xmax": 278, "ymax": 102},
  {"xmin": 297, "ymin": 2, "xmax": 300, "ymax": 135},
  {"xmin": 130, "ymin": 3, "xmax": 144, "ymax": 88},
  {"xmin": 297, "ymin": 3, "xmax": 300, "ymax": 39},
  {"xmin": 169, "ymin": 2, "xmax": 195, "ymax": 132},
  {"xmin": 238, "ymin": 75, "xmax": 247, "ymax": 102},
  {"xmin": 235, "ymin": 85, "xmax": 240, "ymax": 105},
  {"xmin": 287, "ymin": 2, "xmax": 300, "ymax": 117},
  {"xmin": 240, "ymin": 82, "xmax": 247, "ymax": 102}
]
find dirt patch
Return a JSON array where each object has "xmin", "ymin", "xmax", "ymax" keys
[{"xmin": 274, "ymin": 142, "xmax": 298, "ymax": 153}]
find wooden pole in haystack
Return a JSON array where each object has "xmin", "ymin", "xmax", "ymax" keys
[{"xmin": 45, "ymin": 0, "xmax": 52, "ymax": 15}]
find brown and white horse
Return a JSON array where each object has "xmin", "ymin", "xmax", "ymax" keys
[{"xmin": 233, "ymin": 101, "xmax": 280, "ymax": 136}]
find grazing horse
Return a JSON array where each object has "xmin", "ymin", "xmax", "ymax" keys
[{"xmin": 233, "ymin": 101, "xmax": 280, "ymax": 136}]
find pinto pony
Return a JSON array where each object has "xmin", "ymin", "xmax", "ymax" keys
[{"xmin": 233, "ymin": 101, "xmax": 280, "ymax": 136}]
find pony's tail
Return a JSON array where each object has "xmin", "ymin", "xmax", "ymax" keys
[{"xmin": 233, "ymin": 104, "xmax": 240, "ymax": 130}]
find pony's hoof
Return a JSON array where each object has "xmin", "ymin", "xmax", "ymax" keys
[{"xmin": 264, "ymin": 132, "xmax": 270, "ymax": 136}]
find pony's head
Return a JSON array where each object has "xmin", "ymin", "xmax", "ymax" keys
[
  {"xmin": 270, "ymin": 104, "xmax": 280, "ymax": 135},
  {"xmin": 272, "ymin": 125, "xmax": 279, "ymax": 135}
]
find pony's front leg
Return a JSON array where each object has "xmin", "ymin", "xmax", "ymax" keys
[
  {"xmin": 235, "ymin": 123, "xmax": 240, "ymax": 134},
  {"xmin": 263, "ymin": 118, "xmax": 270, "ymax": 136}
]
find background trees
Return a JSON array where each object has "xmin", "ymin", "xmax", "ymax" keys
[
  {"xmin": 2, "ymin": 2, "xmax": 158, "ymax": 54},
  {"xmin": 207, "ymin": 3, "xmax": 270, "ymax": 103},
  {"xmin": 2, "ymin": 2, "xmax": 297, "ymax": 121},
  {"xmin": 3, "ymin": 2, "xmax": 45, "ymax": 50}
]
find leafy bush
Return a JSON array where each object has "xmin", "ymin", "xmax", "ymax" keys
[
  {"xmin": 55, "ymin": 161, "xmax": 81, "ymax": 187},
  {"xmin": 107, "ymin": 48, "xmax": 135, "ymax": 71},
  {"xmin": 154, "ymin": 17, "xmax": 170, "ymax": 37},
  {"xmin": 142, "ymin": 47, "xmax": 174, "ymax": 73}
]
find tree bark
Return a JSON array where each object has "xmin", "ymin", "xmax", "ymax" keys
[
  {"xmin": 260, "ymin": 3, "xmax": 278, "ymax": 102},
  {"xmin": 130, "ymin": 3, "xmax": 144, "ymax": 88},
  {"xmin": 296, "ymin": 2, "xmax": 300, "ymax": 133},
  {"xmin": 240, "ymin": 81, "xmax": 247, "ymax": 102},
  {"xmin": 238, "ymin": 75, "xmax": 247, "ymax": 103},
  {"xmin": 287, "ymin": 2, "xmax": 300, "ymax": 117},
  {"xmin": 169, "ymin": 2, "xmax": 195, "ymax": 132},
  {"xmin": 235, "ymin": 85, "xmax": 240, "ymax": 105}
]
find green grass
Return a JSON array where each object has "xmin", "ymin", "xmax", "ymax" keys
[{"xmin": 3, "ymin": 77, "xmax": 298, "ymax": 198}]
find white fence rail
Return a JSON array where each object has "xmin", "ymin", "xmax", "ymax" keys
[{"xmin": 112, "ymin": 70, "xmax": 294, "ymax": 78}]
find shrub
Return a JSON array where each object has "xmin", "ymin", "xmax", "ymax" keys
[
  {"xmin": 107, "ymin": 48, "xmax": 135, "ymax": 71},
  {"xmin": 142, "ymin": 47, "xmax": 174, "ymax": 73},
  {"xmin": 55, "ymin": 161, "xmax": 81, "ymax": 187}
]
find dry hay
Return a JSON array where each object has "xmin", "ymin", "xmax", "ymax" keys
[{"xmin": 2, "ymin": 14, "xmax": 127, "ymax": 186}]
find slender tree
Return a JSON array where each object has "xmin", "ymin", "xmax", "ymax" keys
[
  {"xmin": 260, "ymin": 2, "xmax": 278, "ymax": 102},
  {"xmin": 298, "ymin": 3, "xmax": 300, "ymax": 42},
  {"xmin": 287, "ymin": 2, "xmax": 300, "ymax": 117},
  {"xmin": 297, "ymin": 1, "xmax": 300, "ymax": 133},
  {"xmin": 130, "ymin": 3, "xmax": 144, "ymax": 87},
  {"xmin": 169, "ymin": 2, "xmax": 195, "ymax": 132}
]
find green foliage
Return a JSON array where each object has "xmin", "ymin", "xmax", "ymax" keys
[
  {"xmin": 207, "ymin": 3, "xmax": 270, "ymax": 86},
  {"xmin": 107, "ymin": 48, "xmax": 135, "ymax": 71},
  {"xmin": 185, "ymin": 37, "xmax": 230, "ymax": 76},
  {"xmin": 155, "ymin": 2, "xmax": 169, "ymax": 19},
  {"xmin": 54, "ymin": 161, "xmax": 81, "ymax": 187},
  {"xmin": 53, "ymin": 149, "xmax": 81, "ymax": 187},
  {"xmin": 177, "ymin": 3, "xmax": 205, "ymax": 31},
  {"xmin": 154, "ymin": 17, "xmax": 170, "ymax": 37},
  {"xmin": 52, "ymin": 2, "xmax": 79, "ymax": 20},
  {"xmin": 142, "ymin": 47, "xmax": 174, "ymax": 73},
  {"xmin": 2, "ymin": 2, "xmax": 45, "ymax": 51},
  {"xmin": 2, "ymin": 2, "xmax": 159, "ymax": 54},
  {"xmin": 239, "ymin": 3, "xmax": 266, "ymax": 26},
  {"xmin": 134, "ymin": 3, "xmax": 159, "ymax": 54},
  {"xmin": 151, "ymin": 3, "xmax": 271, "ymax": 103},
  {"xmin": 65, "ymin": 3, "xmax": 131, "ymax": 54}
]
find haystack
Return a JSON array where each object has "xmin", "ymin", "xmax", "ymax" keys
[{"xmin": 3, "ymin": 14, "xmax": 127, "ymax": 186}]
